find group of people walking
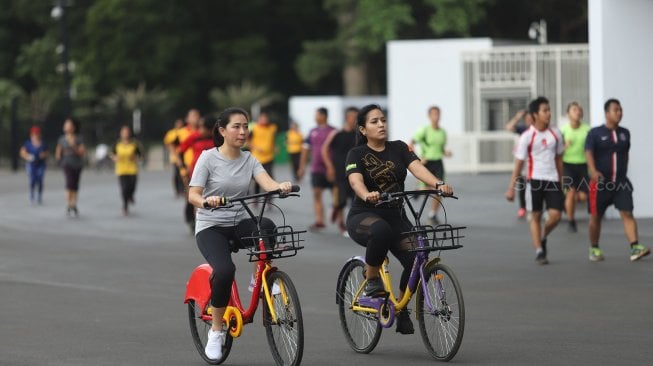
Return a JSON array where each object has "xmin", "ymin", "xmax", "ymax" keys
[
  {"xmin": 505, "ymin": 97, "xmax": 650, "ymax": 264},
  {"xmin": 20, "ymin": 118, "xmax": 142, "ymax": 216}
]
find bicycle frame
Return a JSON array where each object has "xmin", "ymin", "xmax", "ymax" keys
[
  {"xmin": 345, "ymin": 191, "xmax": 450, "ymax": 325},
  {"xmin": 184, "ymin": 188, "xmax": 299, "ymax": 337}
]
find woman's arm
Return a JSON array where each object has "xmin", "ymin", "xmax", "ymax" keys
[
  {"xmin": 408, "ymin": 160, "xmax": 441, "ymax": 187},
  {"xmin": 349, "ymin": 172, "xmax": 379, "ymax": 203},
  {"xmin": 253, "ymin": 172, "xmax": 292, "ymax": 193},
  {"xmin": 19, "ymin": 146, "xmax": 30, "ymax": 161},
  {"xmin": 407, "ymin": 160, "xmax": 453, "ymax": 195},
  {"xmin": 55, "ymin": 143, "xmax": 62, "ymax": 161},
  {"xmin": 188, "ymin": 186, "xmax": 206, "ymax": 208}
]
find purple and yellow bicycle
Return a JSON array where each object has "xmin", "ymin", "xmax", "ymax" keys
[{"xmin": 336, "ymin": 189, "xmax": 466, "ymax": 361}]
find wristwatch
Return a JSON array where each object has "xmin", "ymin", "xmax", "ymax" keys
[{"xmin": 435, "ymin": 181, "xmax": 445, "ymax": 188}]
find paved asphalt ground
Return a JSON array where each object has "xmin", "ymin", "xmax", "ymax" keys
[{"xmin": 1, "ymin": 166, "xmax": 652, "ymax": 366}]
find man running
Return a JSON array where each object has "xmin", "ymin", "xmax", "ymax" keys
[
  {"xmin": 322, "ymin": 106, "xmax": 358, "ymax": 236},
  {"xmin": 560, "ymin": 102, "xmax": 590, "ymax": 233},
  {"xmin": 505, "ymin": 97, "xmax": 564, "ymax": 265},
  {"xmin": 584, "ymin": 99, "xmax": 650, "ymax": 262},
  {"xmin": 298, "ymin": 107, "xmax": 336, "ymax": 231}
]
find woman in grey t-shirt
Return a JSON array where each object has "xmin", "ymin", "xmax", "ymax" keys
[
  {"xmin": 55, "ymin": 117, "xmax": 86, "ymax": 217},
  {"xmin": 187, "ymin": 107, "xmax": 292, "ymax": 360}
]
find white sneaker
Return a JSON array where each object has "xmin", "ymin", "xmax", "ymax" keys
[
  {"xmin": 205, "ymin": 328, "xmax": 225, "ymax": 360},
  {"xmin": 249, "ymin": 274, "xmax": 280, "ymax": 295}
]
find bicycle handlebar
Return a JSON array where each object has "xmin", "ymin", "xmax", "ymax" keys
[
  {"xmin": 374, "ymin": 189, "xmax": 457, "ymax": 206},
  {"xmin": 203, "ymin": 185, "xmax": 301, "ymax": 209}
]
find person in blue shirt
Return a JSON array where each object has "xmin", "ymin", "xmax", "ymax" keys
[
  {"xmin": 585, "ymin": 99, "xmax": 650, "ymax": 262},
  {"xmin": 20, "ymin": 126, "xmax": 49, "ymax": 204}
]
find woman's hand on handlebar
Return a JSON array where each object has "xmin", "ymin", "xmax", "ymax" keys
[
  {"xmin": 278, "ymin": 181, "xmax": 293, "ymax": 194},
  {"xmin": 364, "ymin": 191, "xmax": 381, "ymax": 203},
  {"xmin": 437, "ymin": 183, "xmax": 454, "ymax": 196},
  {"xmin": 203, "ymin": 195, "xmax": 225, "ymax": 208}
]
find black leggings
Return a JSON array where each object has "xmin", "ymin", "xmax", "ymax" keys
[
  {"xmin": 195, "ymin": 218, "xmax": 276, "ymax": 308},
  {"xmin": 118, "ymin": 174, "xmax": 137, "ymax": 208},
  {"xmin": 346, "ymin": 210, "xmax": 416, "ymax": 291}
]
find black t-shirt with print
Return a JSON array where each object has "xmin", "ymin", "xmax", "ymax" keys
[{"xmin": 345, "ymin": 140, "xmax": 419, "ymax": 210}]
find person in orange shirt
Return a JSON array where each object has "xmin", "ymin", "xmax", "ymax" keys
[
  {"xmin": 163, "ymin": 118, "xmax": 185, "ymax": 197},
  {"xmin": 249, "ymin": 112, "xmax": 278, "ymax": 194},
  {"xmin": 177, "ymin": 108, "xmax": 201, "ymax": 231},
  {"xmin": 286, "ymin": 121, "xmax": 304, "ymax": 182}
]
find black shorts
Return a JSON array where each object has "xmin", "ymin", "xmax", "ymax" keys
[
  {"xmin": 424, "ymin": 160, "xmax": 445, "ymax": 182},
  {"xmin": 311, "ymin": 173, "xmax": 332, "ymax": 189},
  {"xmin": 526, "ymin": 179, "xmax": 564, "ymax": 212},
  {"xmin": 562, "ymin": 163, "xmax": 589, "ymax": 192},
  {"xmin": 588, "ymin": 179, "xmax": 634, "ymax": 217}
]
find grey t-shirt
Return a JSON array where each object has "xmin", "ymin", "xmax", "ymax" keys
[
  {"xmin": 57, "ymin": 135, "xmax": 84, "ymax": 169},
  {"xmin": 190, "ymin": 148, "xmax": 265, "ymax": 234}
]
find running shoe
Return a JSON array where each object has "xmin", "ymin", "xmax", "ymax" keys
[
  {"xmin": 205, "ymin": 328, "xmax": 225, "ymax": 360},
  {"xmin": 395, "ymin": 309, "xmax": 414, "ymax": 334},
  {"xmin": 629, "ymin": 244, "xmax": 651, "ymax": 262},
  {"xmin": 308, "ymin": 222, "xmax": 325, "ymax": 232},
  {"xmin": 535, "ymin": 251, "xmax": 548, "ymax": 265},
  {"xmin": 589, "ymin": 247, "xmax": 605, "ymax": 262},
  {"xmin": 568, "ymin": 220, "xmax": 577, "ymax": 233}
]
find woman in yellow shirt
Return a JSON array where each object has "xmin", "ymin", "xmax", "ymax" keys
[
  {"xmin": 286, "ymin": 121, "xmax": 304, "ymax": 182},
  {"xmin": 111, "ymin": 125, "xmax": 142, "ymax": 215}
]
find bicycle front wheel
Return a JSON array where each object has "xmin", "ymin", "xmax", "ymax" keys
[
  {"xmin": 187, "ymin": 300, "xmax": 233, "ymax": 365},
  {"xmin": 262, "ymin": 270, "xmax": 304, "ymax": 366},
  {"xmin": 337, "ymin": 259, "xmax": 382, "ymax": 354},
  {"xmin": 416, "ymin": 262, "xmax": 465, "ymax": 361}
]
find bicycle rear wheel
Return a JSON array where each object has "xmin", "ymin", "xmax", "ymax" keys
[
  {"xmin": 416, "ymin": 262, "xmax": 465, "ymax": 361},
  {"xmin": 187, "ymin": 300, "xmax": 233, "ymax": 365},
  {"xmin": 337, "ymin": 259, "xmax": 382, "ymax": 354},
  {"xmin": 262, "ymin": 270, "xmax": 304, "ymax": 366}
]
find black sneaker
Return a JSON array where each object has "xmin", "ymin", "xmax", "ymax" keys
[
  {"xmin": 535, "ymin": 251, "xmax": 548, "ymax": 265},
  {"xmin": 363, "ymin": 277, "xmax": 386, "ymax": 297},
  {"xmin": 568, "ymin": 220, "xmax": 577, "ymax": 233},
  {"xmin": 540, "ymin": 238, "xmax": 547, "ymax": 257},
  {"xmin": 395, "ymin": 309, "xmax": 414, "ymax": 334}
]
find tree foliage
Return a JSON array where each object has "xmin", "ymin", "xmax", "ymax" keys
[
  {"xmin": 0, "ymin": 0, "xmax": 589, "ymax": 148},
  {"xmin": 425, "ymin": 0, "xmax": 491, "ymax": 36}
]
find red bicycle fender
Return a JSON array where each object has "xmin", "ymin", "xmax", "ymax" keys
[{"xmin": 184, "ymin": 263, "xmax": 213, "ymax": 310}]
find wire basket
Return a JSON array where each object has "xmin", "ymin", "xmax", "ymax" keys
[
  {"xmin": 404, "ymin": 224, "xmax": 466, "ymax": 252},
  {"xmin": 240, "ymin": 225, "xmax": 306, "ymax": 262}
]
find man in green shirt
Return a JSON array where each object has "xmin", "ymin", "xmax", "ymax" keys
[
  {"xmin": 410, "ymin": 106, "xmax": 451, "ymax": 224},
  {"xmin": 560, "ymin": 101, "xmax": 590, "ymax": 233}
]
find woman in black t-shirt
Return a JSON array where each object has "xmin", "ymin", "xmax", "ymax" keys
[{"xmin": 345, "ymin": 104, "xmax": 453, "ymax": 334}]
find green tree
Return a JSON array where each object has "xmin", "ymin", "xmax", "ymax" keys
[
  {"xmin": 296, "ymin": 0, "xmax": 414, "ymax": 95},
  {"xmin": 425, "ymin": 0, "xmax": 492, "ymax": 36},
  {"xmin": 209, "ymin": 80, "xmax": 282, "ymax": 115}
]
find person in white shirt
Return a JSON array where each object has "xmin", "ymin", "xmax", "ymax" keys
[{"xmin": 505, "ymin": 97, "xmax": 564, "ymax": 265}]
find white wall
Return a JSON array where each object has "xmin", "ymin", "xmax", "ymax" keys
[
  {"xmin": 387, "ymin": 38, "xmax": 493, "ymax": 143},
  {"xmin": 589, "ymin": 0, "xmax": 653, "ymax": 217},
  {"xmin": 288, "ymin": 96, "xmax": 387, "ymax": 134}
]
